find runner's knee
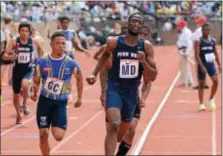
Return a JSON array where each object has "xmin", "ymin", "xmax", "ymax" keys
[
  {"xmin": 53, "ymin": 135, "xmax": 63, "ymax": 141},
  {"xmin": 51, "ymin": 127, "xmax": 65, "ymax": 141},
  {"xmin": 21, "ymin": 79, "xmax": 29, "ymax": 90},
  {"xmin": 109, "ymin": 118, "xmax": 120, "ymax": 132},
  {"xmin": 212, "ymin": 76, "xmax": 218, "ymax": 85}
]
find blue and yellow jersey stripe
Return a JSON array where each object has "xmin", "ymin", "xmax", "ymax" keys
[{"xmin": 36, "ymin": 54, "xmax": 81, "ymax": 101}]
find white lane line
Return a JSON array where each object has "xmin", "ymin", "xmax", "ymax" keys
[
  {"xmin": 131, "ymin": 71, "xmax": 180, "ymax": 155},
  {"xmin": 189, "ymin": 57, "xmax": 217, "ymax": 156}
]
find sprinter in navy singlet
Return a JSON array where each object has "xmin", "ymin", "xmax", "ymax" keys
[
  {"xmin": 86, "ymin": 13, "xmax": 157, "ymax": 155},
  {"xmin": 3, "ymin": 22, "xmax": 43, "ymax": 124},
  {"xmin": 195, "ymin": 23, "xmax": 221, "ymax": 111},
  {"xmin": 59, "ymin": 16, "xmax": 90, "ymax": 59},
  {"xmin": 116, "ymin": 25, "xmax": 156, "ymax": 155},
  {"xmin": 93, "ymin": 25, "xmax": 127, "ymax": 106}
]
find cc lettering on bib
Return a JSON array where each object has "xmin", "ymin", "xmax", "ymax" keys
[
  {"xmin": 44, "ymin": 77, "xmax": 64, "ymax": 95},
  {"xmin": 18, "ymin": 52, "xmax": 30, "ymax": 63},
  {"xmin": 119, "ymin": 59, "xmax": 139, "ymax": 78},
  {"xmin": 66, "ymin": 41, "xmax": 72, "ymax": 51},
  {"xmin": 205, "ymin": 53, "xmax": 215, "ymax": 62}
]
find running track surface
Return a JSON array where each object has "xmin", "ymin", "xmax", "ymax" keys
[{"xmin": 1, "ymin": 46, "xmax": 221, "ymax": 155}]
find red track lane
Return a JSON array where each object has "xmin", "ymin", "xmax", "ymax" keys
[
  {"xmin": 1, "ymin": 46, "xmax": 220, "ymax": 155},
  {"xmin": 1, "ymin": 46, "xmax": 178, "ymax": 155},
  {"xmin": 138, "ymin": 46, "xmax": 222, "ymax": 155}
]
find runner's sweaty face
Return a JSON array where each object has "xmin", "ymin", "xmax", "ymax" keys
[
  {"xmin": 61, "ymin": 19, "xmax": 69, "ymax": 30},
  {"xmin": 19, "ymin": 27, "xmax": 30, "ymax": 40},
  {"xmin": 128, "ymin": 15, "xmax": 144, "ymax": 36},
  {"xmin": 51, "ymin": 36, "xmax": 66, "ymax": 57},
  {"xmin": 202, "ymin": 26, "xmax": 210, "ymax": 38}
]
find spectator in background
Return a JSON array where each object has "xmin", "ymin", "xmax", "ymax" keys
[
  {"xmin": 77, "ymin": 27, "xmax": 90, "ymax": 49},
  {"xmin": 147, "ymin": 2, "xmax": 155, "ymax": 14},
  {"xmin": 151, "ymin": 29, "xmax": 164, "ymax": 45},
  {"xmin": 109, "ymin": 22, "xmax": 122, "ymax": 36},
  {"xmin": 176, "ymin": 20, "xmax": 193, "ymax": 87},
  {"xmin": 1, "ymin": 1, "xmax": 222, "ymax": 25},
  {"xmin": 163, "ymin": 18, "xmax": 173, "ymax": 31}
]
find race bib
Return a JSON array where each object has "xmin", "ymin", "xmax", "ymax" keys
[
  {"xmin": 44, "ymin": 77, "xmax": 64, "ymax": 95},
  {"xmin": 18, "ymin": 52, "xmax": 30, "ymax": 63},
  {"xmin": 119, "ymin": 59, "xmax": 139, "ymax": 78},
  {"xmin": 205, "ymin": 53, "xmax": 215, "ymax": 62},
  {"xmin": 66, "ymin": 41, "xmax": 72, "ymax": 51}
]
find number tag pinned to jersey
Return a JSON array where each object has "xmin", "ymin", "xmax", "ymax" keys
[
  {"xmin": 205, "ymin": 53, "xmax": 215, "ymax": 62},
  {"xmin": 18, "ymin": 52, "xmax": 30, "ymax": 63},
  {"xmin": 66, "ymin": 41, "xmax": 72, "ymax": 51},
  {"xmin": 119, "ymin": 59, "xmax": 139, "ymax": 78},
  {"xmin": 44, "ymin": 77, "xmax": 64, "ymax": 95}
]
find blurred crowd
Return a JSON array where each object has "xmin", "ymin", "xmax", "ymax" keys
[
  {"xmin": 1, "ymin": 1, "xmax": 222, "ymax": 47},
  {"xmin": 1, "ymin": 1, "xmax": 222, "ymax": 23}
]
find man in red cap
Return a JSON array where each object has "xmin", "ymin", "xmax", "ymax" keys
[
  {"xmin": 191, "ymin": 16, "xmax": 209, "ymax": 89},
  {"xmin": 176, "ymin": 20, "xmax": 193, "ymax": 87},
  {"xmin": 191, "ymin": 16, "xmax": 207, "ymax": 43}
]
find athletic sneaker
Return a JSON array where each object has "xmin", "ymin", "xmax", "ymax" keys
[
  {"xmin": 208, "ymin": 98, "xmax": 216, "ymax": 110},
  {"xmin": 16, "ymin": 115, "xmax": 22, "ymax": 124},
  {"xmin": 198, "ymin": 104, "xmax": 206, "ymax": 111},
  {"xmin": 23, "ymin": 108, "xmax": 31, "ymax": 116}
]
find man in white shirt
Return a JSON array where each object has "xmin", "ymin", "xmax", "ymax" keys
[
  {"xmin": 191, "ymin": 17, "xmax": 204, "ymax": 42},
  {"xmin": 176, "ymin": 20, "xmax": 193, "ymax": 87},
  {"xmin": 191, "ymin": 16, "xmax": 209, "ymax": 89}
]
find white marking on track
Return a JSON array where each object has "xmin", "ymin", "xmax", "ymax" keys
[{"xmin": 131, "ymin": 71, "xmax": 180, "ymax": 155}]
